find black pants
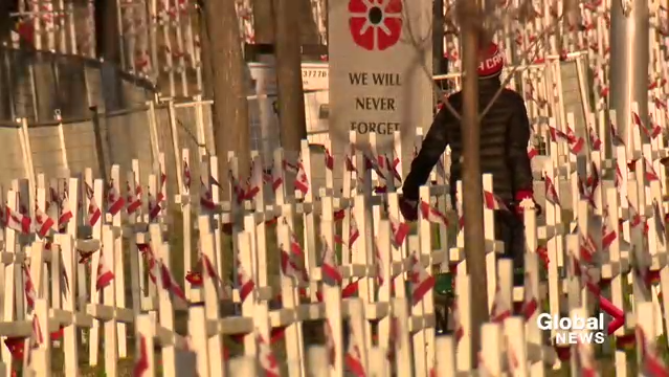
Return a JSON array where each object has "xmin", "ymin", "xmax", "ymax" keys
[{"xmin": 494, "ymin": 209, "xmax": 526, "ymax": 273}]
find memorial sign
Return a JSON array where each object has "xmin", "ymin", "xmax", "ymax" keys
[{"xmin": 329, "ymin": 0, "xmax": 433, "ymax": 152}]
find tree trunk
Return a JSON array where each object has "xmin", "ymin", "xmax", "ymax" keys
[
  {"xmin": 252, "ymin": 0, "xmax": 275, "ymax": 43},
  {"xmin": 274, "ymin": 0, "xmax": 307, "ymax": 154},
  {"xmin": 198, "ymin": 5, "xmax": 214, "ymax": 99},
  {"xmin": 458, "ymin": 0, "xmax": 487, "ymax": 363},
  {"xmin": 204, "ymin": 0, "xmax": 251, "ymax": 198},
  {"xmin": 297, "ymin": 0, "xmax": 320, "ymax": 45},
  {"xmin": 95, "ymin": 0, "xmax": 121, "ymax": 63}
]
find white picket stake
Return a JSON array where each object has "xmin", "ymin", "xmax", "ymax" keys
[
  {"xmin": 455, "ymin": 273, "xmax": 472, "ymax": 372},
  {"xmin": 251, "ymin": 153, "xmax": 269, "ymax": 289},
  {"xmin": 55, "ymin": 231, "xmax": 80, "ymax": 377},
  {"xmin": 482, "ymin": 174, "xmax": 499, "ymax": 310},
  {"xmin": 102, "ymin": 224, "xmax": 118, "ymax": 377},
  {"xmin": 352, "ymin": 194, "xmax": 374, "ymax": 348},
  {"xmin": 237, "ymin": 230, "xmax": 257, "ymax": 353},
  {"xmin": 505, "ymin": 315, "xmax": 530, "ymax": 376},
  {"xmin": 385, "ymin": 192, "xmax": 408, "ymax": 292},
  {"xmin": 187, "ymin": 303, "xmax": 211, "ymax": 377},
  {"xmin": 570, "ymin": 307, "xmax": 598, "ymax": 377},
  {"xmin": 197, "ymin": 214, "xmax": 225, "ymax": 376},
  {"xmin": 136, "ymin": 314, "xmax": 157, "ymax": 376},
  {"xmin": 479, "ymin": 322, "xmax": 503, "ymax": 375},
  {"xmin": 151, "ymin": 223, "xmax": 177, "ymax": 377},
  {"xmin": 177, "ymin": 148, "xmax": 193, "ymax": 301},
  {"xmin": 603, "ymin": 187, "xmax": 629, "ymax": 375},
  {"xmin": 1, "ymin": 190, "xmax": 20, "ymax": 371},
  {"xmin": 299, "ymin": 140, "xmax": 319, "ymax": 303},
  {"xmin": 210, "ymin": 155, "xmax": 223, "ymax": 284},
  {"xmin": 323, "ymin": 284, "xmax": 344, "ymax": 376},
  {"xmin": 31, "ymin": 298, "xmax": 51, "ymax": 377},
  {"xmin": 307, "ymin": 345, "xmax": 329, "ymax": 376}
]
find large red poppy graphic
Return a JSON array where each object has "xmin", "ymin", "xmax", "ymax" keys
[{"xmin": 348, "ymin": 0, "xmax": 403, "ymax": 51}]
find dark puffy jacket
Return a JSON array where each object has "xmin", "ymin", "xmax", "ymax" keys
[{"xmin": 402, "ymin": 78, "xmax": 533, "ymax": 205}]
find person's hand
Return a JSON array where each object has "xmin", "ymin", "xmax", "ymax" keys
[{"xmin": 399, "ymin": 195, "xmax": 419, "ymax": 221}]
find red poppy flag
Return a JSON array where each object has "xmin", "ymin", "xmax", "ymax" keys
[
  {"xmin": 236, "ymin": 260, "xmax": 255, "ymax": 303},
  {"xmin": 23, "ymin": 265, "xmax": 36, "ymax": 310},
  {"xmin": 484, "ymin": 191, "xmax": 509, "ymax": 211},
  {"xmin": 324, "ymin": 320, "xmax": 336, "ymax": 366},
  {"xmin": 588, "ymin": 127, "xmax": 602, "ymax": 151},
  {"xmin": 610, "ymin": 122, "xmax": 626, "ymax": 146},
  {"xmin": 388, "ymin": 214, "xmax": 409, "ymax": 247},
  {"xmin": 107, "ymin": 180, "xmax": 125, "ymax": 215},
  {"xmin": 490, "ymin": 286, "xmax": 511, "ymax": 323},
  {"xmin": 348, "ymin": 215, "xmax": 360, "ymax": 246},
  {"xmin": 321, "ymin": 237, "xmax": 342, "ymax": 286},
  {"xmin": 527, "ymin": 145, "xmax": 538, "ymax": 160},
  {"xmin": 156, "ymin": 171, "xmax": 167, "ymax": 203},
  {"xmin": 183, "ymin": 160, "xmax": 191, "ymax": 190},
  {"xmin": 602, "ymin": 207, "xmax": 617, "ymax": 250},
  {"xmin": 185, "ymin": 270, "xmax": 203, "ymax": 287},
  {"xmin": 96, "ymin": 250, "xmax": 115, "ymax": 291},
  {"xmin": 388, "ymin": 154, "xmax": 402, "ymax": 182},
  {"xmin": 133, "ymin": 334, "xmax": 149, "ymax": 376},
  {"xmin": 280, "ymin": 248, "xmax": 308, "ymax": 283},
  {"xmin": 34, "ymin": 205, "xmax": 54, "ymax": 238},
  {"xmin": 419, "ymin": 201, "xmax": 449, "ymax": 226},
  {"xmin": 364, "ymin": 153, "xmax": 385, "ymax": 180},
  {"xmin": 58, "ymin": 191, "xmax": 73, "ymax": 231},
  {"xmin": 85, "ymin": 183, "xmax": 101, "ymax": 226},
  {"xmin": 148, "ymin": 193, "xmax": 161, "ymax": 222},
  {"xmin": 644, "ymin": 158, "xmax": 660, "ymax": 182},
  {"xmin": 544, "ymin": 175, "xmax": 561, "ymax": 206},
  {"xmin": 288, "ymin": 227, "xmax": 304, "ymax": 257},
  {"xmin": 637, "ymin": 326, "xmax": 669, "ymax": 377},
  {"xmin": 627, "ymin": 197, "xmax": 644, "ymax": 229},
  {"xmin": 408, "ymin": 252, "xmax": 435, "ymax": 306},
  {"xmin": 159, "ymin": 261, "xmax": 186, "ymax": 302},
  {"xmin": 614, "ymin": 165, "xmax": 624, "ymax": 190},
  {"xmin": 344, "ymin": 321, "xmax": 366, "ymax": 377},
  {"xmin": 294, "ymin": 160, "xmax": 310, "ymax": 195},
  {"xmin": 577, "ymin": 341, "xmax": 599, "ymax": 377},
  {"xmin": 257, "ymin": 333, "xmax": 280, "ymax": 377},
  {"xmin": 521, "ymin": 274, "xmax": 538, "ymax": 319},
  {"xmin": 374, "ymin": 241, "xmax": 384, "ymax": 287},
  {"xmin": 6, "ymin": 207, "xmax": 31, "ymax": 234},
  {"xmin": 32, "ymin": 314, "xmax": 44, "ymax": 346},
  {"xmin": 325, "ymin": 148, "xmax": 335, "ymax": 171},
  {"xmin": 127, "ymin": 181, "xmax": 142, "ymax": 214},
  {"xmin": 228, "ymin": 170, "xmax": 246, "ymax": 204},
  {"xmin": 199, "ymin": 179, "xmax": 216, "ymax": 210},
  {"xmin": 580, "ymin": 233, "xmax": 597, "ymax": 263},
  {"xmin": 632, "ymin": 111, "xmax": 662, "ymax": 140}
]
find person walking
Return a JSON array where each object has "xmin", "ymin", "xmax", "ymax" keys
[{"xmin": 399, "ymin": 42, "xmax": 539, "ymax": 282}]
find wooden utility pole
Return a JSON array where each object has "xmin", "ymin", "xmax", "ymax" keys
[
  {"xmin": 204, "ymin": 0, "xmax": 251, "ymax": 197},
  {"xmin": 458, "ymin": 0, "xmax": 487, "ymax": 361},
  {"xmin": 274, "ymin": 0, "xmax": 308, "ymax": 154}
]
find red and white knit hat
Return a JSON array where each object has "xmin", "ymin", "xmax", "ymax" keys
[{"xmin": 477, "ymin": 43, "xmax": 504, "ymax": 78}]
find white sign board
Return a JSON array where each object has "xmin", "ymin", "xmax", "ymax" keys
[
  {"xmin": 246, "ymin": 62, "xmax": 330, "ymax": 162},
  {"xmin": 329, "ymin": 0, "xmax": 433, "ymax": 152}
]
